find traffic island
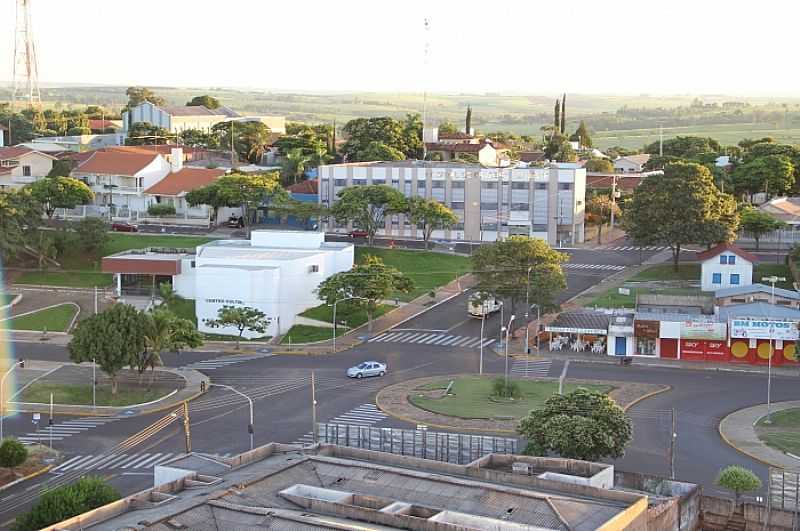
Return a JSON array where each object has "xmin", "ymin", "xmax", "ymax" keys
[
  {"xmin": 376, "ymin": 374, "xmax": 668, "ymax": 433},
  {"xmin": 719, "ymin": 400, "xmax": 800, "ymax": 468},
  {"xmin": 0, "ymin": 444, "xmax": 59, "ymax": 492}
]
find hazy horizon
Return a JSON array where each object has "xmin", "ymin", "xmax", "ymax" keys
[{"xmin": 1, "ymin": 0, "xmax": 798, "ymax": 97}]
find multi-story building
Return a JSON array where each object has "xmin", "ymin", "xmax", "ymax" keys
[
  {"xmin": 123, "ymin": 101, "xmax": 286, "ymax": 134},
  {"xmin": 319, "ymin": 160, "xmax": 585, "ymax": 246}
]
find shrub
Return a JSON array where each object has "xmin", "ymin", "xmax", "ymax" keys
[
  {"xmin": 147, "ymin": 203, "xmax": 176, "ymax": 217},
  {"xmin": 74, "ymin": 217, "xmax": 109, "ymax": 253},
  {"xmin": 12, "ymin": 476, "xmax": 119, "ymax": 531},
  {"xmin": 491, "ymin": 377, "xmax": 520, "ymax": 399},
  {"xmin": 716, "ymin": 465, "xmax": 762, "ymax": 503},
  {"xmin": 0, "ymin": 439, "xmax": 27, "ymax": 468}
]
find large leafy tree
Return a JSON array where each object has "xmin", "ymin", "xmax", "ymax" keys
[
  {"xmin": 740, "ymin": 208, "xmax": 785, "ymax": 250},
  {"xmin": 644, "ymin": 136, "xmax": 721, "ymax": 159},
  {"xmin": 68, "ymin": 304, "xmax": 149, "ymax": 395},
  {"xmin": 211, "ymin": 121, "xmax": 272, "ymax": 164},
  {"xmin": 125, "ymin": 122, "xmax": 173, "ymax": 145},
  {"xmin": 585, "ymin": 195, "xmax": 620, "ymax": 244},
  {"xmin": 544, "ymin": 133, "xmax": 575, "ymax": 162},
  {"xmin": 518, "ymin": 388, "xmax": 632, "ymax": 461},
  {"xmin": 281, "ymin": 148, "xmax": 311, "ymax": 186},
  {"xmin": 125, "ymin": 86, "xmax": 166, "ymax": 109},
  {"xmin": 584, "ymin": 158, "xmax": 613, "ymax": 173},
  {"xmin": 186, "ymin": 95, "xmax": 220, "ymax": 109},
  {"xmin": 26, "ymin": 176, "xmax": 94, "ymax": 219},
  {"xmin": 316, "ymin": 255, "xmax": 413, "ymax": 332},
  {"xmin": 733, "ymin": 154, "xmax": 795, "ymax": 199},
  {"xmin": 137, "ymin": 308, "xmax": 202, "ymax": 387},
  {"xmin": 569, "ymin": 120, "xmax": 592, "ymax": 148},
  {"xmin": 0, "ymin": 189, "xmax": 42, "ymax": 261},
  {"xmin": 330, "ymin": 185, "xmax": 407, "ymax": 246},
  {"xmin": 716, "ymin": 466, "xmax": 763, "ymax": 504},
  {"xmin": 178, "ymin": 128, "xmax": 212, "ymax": 148},
  {"xmin": 272, "ymin": 199, "xmax": 328, "ymax": 229},
  {"xmin": 405, "ymin": 197, "xmax": 458, "ymax": 249},
  {"xmin": 12, "ymin": 476, "xmax": 119, "ymax": 531},
  {"xmin": 186, "ymin": 173, "xmax": 288, "ymax": 236},
  {"xmin": 623, "ymin": 162, "xmax": 740, "ymax": 270},
  {"xmin": 204, "ymin": 305, "xmax": 269, "ymax": 349},
  {"xmin": 340, "ymin": 115, "xmax": 421, "ymax": 161},
  {"xmin": 471, "ymin": 236, "xmax": 567, "ymax": 315},
  {"xmin": 74, "ymin": 217, "xmax": 109, "ymax": 255}
]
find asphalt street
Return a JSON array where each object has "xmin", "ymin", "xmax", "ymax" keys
[{"xmin": 2, "ymin": 245, "xmax": 793, "ymax": 526}]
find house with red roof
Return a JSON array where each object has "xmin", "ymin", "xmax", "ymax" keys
[
  {"xmin": 697, "ymin": 243, "xmax": 758, "ymax": 291},
  {"xmin": 0, "ymin": 146, "xmax": 58, "ymax": 190},
  {"xmin": 144, "ymin": 165, "xmax": 226, "ymax": 219}
]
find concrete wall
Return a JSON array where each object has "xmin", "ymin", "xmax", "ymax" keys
[{"xmin": 154, "ymin": 465, "xmax": 193, "ymax": 487}]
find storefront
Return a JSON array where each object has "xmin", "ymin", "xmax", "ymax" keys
[
  {"xmin": 633, "ymin": 319, "xmax": 659, "ymax": 357},
  {"xmin": 679, "ymin": 320, "xmax": 728, "ymax": 362},
  {"xmin": 728, "ymin": 319, "xmax": 799, "ymax": 366},
  {"xmin": 544, "ymin": 311, "xmax": 609, "ymax": 354},
  {"xmin": 607, "ymin": 314, "xmax": 634, "ymax": 357}
]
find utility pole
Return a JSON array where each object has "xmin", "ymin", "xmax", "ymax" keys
[
  {"xmin": 311, "ymin": 370, "xmax": 317, "ymax": 443},
  {"xmin": 421, "ymin": 18, "xmax": 430, "ymax": 160},
  {"xmin": 182, "ymin": 401, "xmax": 191, "ymax": 453},
  {"xmin": 762, "ymin": 275, "xmax": 785, "ymax": 425},
  {"xmin": 609, "ymin": 174, "xmax": 618, "ymax": 229},
  {"xmin": 49, "ymin": 392, "xmax": 53, "ymax": 449},
  {"xmin": 659, "ymin": 124, "xmax": 663, "ymax": 157},
  {"xmin": 670, "ymin": 408, "xmax": 677, "ymax": 479}
]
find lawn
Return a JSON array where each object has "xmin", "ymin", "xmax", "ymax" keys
[
  {"xmin": 630, "ymin": 264, "xmax": 700, "ymax": 281},
  {"xmin": 588, "ymin": 286, "xmax": 701, "ymax": 309},
  {"xmin": 355, "ymin": 247, "xmax": 471, "ymax": 301},
  {"xmin": 755, "ymin": 408, "xmax": 800, "ymax": 456},
  {"xmin": 15, "ymin": 270, "xmax": 113, "ymax": 288},
  {"xmin": 281, "ymin": 324, "xmax": 346, "ymax": 344},
  {"xmin": 409, "ymin": 377, "xmax": 611, "ymax": 420},
  {"xmin": 1, "ymin": 304, "xmax": 78, "ymax": 332},
  {"xmin": 19, "ymin": 383, "xmax": 167, "ymax": 407},
  {"xmin": 164, "ymin": 297, "xmax": 197, "ymax": 325},
  {"xmin": 300, "ymin": 302, "xmax": 394, "ymax": 328},
  {"xmin": 753, "ymin": 264, "xmax": 793, "ymax": 289}
]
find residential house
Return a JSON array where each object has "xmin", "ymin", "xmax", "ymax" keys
[
  {"xmin": 697, "ymin": 243, "xmax": 757, "ymax": 291},
  {"xmin": 71, "ymin": 149, "xmax": 171, "ymax": 215},
  {"xmin": 320, "ymin": 160, "xmax": 586, "ymax": 246},
  {"xmin": 144, "ymin": 162, "xmax": 226, "ymax": 220},
  {"xmin": 0, "ymin": 146, "xmax": 58, "ymax": 190},
  {"xmin": 715, "ymin": 283, "xmax": 800, "ymax": 309},
  {"xmin": 89, "ymin": 119, "xmax": 123, "ymax": 133},
  {"xmin": 759, "ymin": 196, "xmax": 800, "ymax": 227},
  {"xmin": 0, "ymin": 123, "xmax": 6, "ymax": 147},
  {"xmin": 613, "ymin": 154, "xmax": 651, "ymax": 173},
  {"xmin": 123, "ymin": 101, "xmax": 286, "ymax": 134}
]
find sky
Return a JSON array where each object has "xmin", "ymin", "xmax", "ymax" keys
[{"xmin": 0, "ymin": 0, "xmax": 798, "ymax": 96}]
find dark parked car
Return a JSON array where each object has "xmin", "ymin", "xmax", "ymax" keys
[
  {"xmin": 227, "ymin": 215, "xmax": 245, "ymax": 228},
  {"xmin": 111, "ymin": 222, "xmax": 138, "ymax": 232},
  {"xmin": 348, "ymin": 229, "xmax": 368, "ymax": 238}
]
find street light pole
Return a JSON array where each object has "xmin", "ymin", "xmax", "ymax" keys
[
  {"xmin": 504, "ymin": 314, "xmax": 516, "ymax": 388},
  {"xmin": 0, "ymin": 361, "xmax": 23, "ymax": 441},
  {"xmin": 210, "ymin": 383, "xmax": 254, "ymax": 450},
  {"xmin": 525, "ymin": 266, "xmax": 532, "ymax": 355},
  {"xmin": 761, "ymin": 275, "xmax": 786, "ymax": 424},
  {"xmin": 479, "ymin": 313, "xmax": 486, "ymax": 375},
  {"xmin": 331, "ymin": 296, "xmax": 368, "ymax": 353}
]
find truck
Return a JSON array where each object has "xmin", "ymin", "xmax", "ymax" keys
[{"xmin": 468, "ymin": 292, "xmax": 502, "ymax": 318}]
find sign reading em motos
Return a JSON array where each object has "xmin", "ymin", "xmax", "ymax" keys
[{"xmin": 730, "ymin": 319, "xmax": 799, "ymax": 340}]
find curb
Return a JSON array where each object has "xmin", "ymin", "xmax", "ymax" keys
[
  {"xmin": 717, "ymin": 412, "xmax": 775, "ymax": 468},
  {"xmin": 0, "ymin": 464, "xmax": 53, "ymax": 493},
  {"xmin": 621, "ymin": 385, "xmax": 672, "ymax": 412}
]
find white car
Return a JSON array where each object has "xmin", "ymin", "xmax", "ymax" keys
[{"xmin": 346, "ymin": 361, "xmax": 387, "ymax": 379}]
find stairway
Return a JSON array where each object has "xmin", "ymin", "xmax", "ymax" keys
[{"xmin": 724, "ymin": 507, "xmax": 746, "ymax": 531}]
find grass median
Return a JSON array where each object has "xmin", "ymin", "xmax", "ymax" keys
[
  {"xmin": 756, "ymin": 407, "xmax": 800, "ymax": 456},
  {"xmin": 18, "ymin": 382, "xmax": 169, "ymax": 407},
  {"xmin": 1, "ymin": 304, "xmax": 78, "ymax": 332},
  {"xmin": 409, "ymin": 376, "xmax": 611, "ymax": 420}
]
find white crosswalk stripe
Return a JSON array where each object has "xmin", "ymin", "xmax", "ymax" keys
[
  {"xmin": 511, "ymin": 359, "xmax": 552, "ymax": 376},
  {"xmin": 368, "ymin": 331, "xmax": 493, "ymax": 348},
  {"xmin": 605, "ymin": 245, "xmax": 668, "ymax": 251},
  {"xmin": 16, "ymin": 416, "xmax": 118, "ymax": 445},
  {"xmin": 563, "ymin": 263, "xmax": 626, "ymax": 271},
  {"xmin": 51, "ymin": 452, "xmax": 178, "ymax": 472},
  {"xmin": 182, "ymin": 354, "xmax": 268, "ymax": 370},
  {"xmin": 290, "ymin": 403, "xmax": 388, "ymax": 445}
]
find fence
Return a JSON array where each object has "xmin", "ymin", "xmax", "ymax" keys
[
  {"xmin": 316, "ymin": 423, "xmax": 518, "ymax": 465},
  {"xmin": 739, "ymin": 228, "xmax": 800, "ymax": 245},
  {"xmin": 770, "ymin": 468, "xmax": 800, "ymax": 512}
]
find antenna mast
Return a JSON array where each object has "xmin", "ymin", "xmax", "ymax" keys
[
  {"xmin": 421, "ymin": 18, "xmax": 430, "ymax": 160},
  {"xmin": 12, "ymin": 0, "xmax": 42, "ymax": 111}
]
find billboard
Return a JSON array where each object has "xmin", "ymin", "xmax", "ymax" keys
[
  {"xmin": 730, "ymin": 319, "xmax": 799, "ymax": 341},
  {"xmin": 680, "ymin": 320, "xmax": 727, "ymax": 340}
]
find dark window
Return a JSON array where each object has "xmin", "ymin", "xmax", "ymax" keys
[
  {"xmin": 511, "ymin": 203, "xmax": 529, "ymax": 211},
  {"xmin": 534, "ymin": 182, "xmax": 547, "ymax": 190},
  {"xmin": 511, "ymin": 182, "xmax": 528, "ymax": 190},
  {"xmin": 481, "ymin": 181, "xmax": 498, "ymax": 189},
  {"xmin": 558, "ymin": 183, "xmax": 572, "ymax": 191},
  {"xmin": 353, "ymin": 179, "xmax": 367, "ymax": 186},
  {"xmin": 22, "ymin": 165, "xmax": 31, "ymax": 177},
  {"xmin": 451, "ymin": 181, "xmax": 465, "ymax": 189},
  {"xmin": 450, "ymin": 201, "xmax": 465, "ymax": 210},
  {"xmin": 334, "ymin": 179, "xmax": 347, "ymax": 187},
  {"xmin": 480, "ymin": 202, "xmax": 498, "ymax": 210},
  {"xmin": 431, "ymin": 181, "xmax": 445, "ymax": 188}
]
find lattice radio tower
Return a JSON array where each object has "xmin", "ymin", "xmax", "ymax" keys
[{"xmin": 12, "ymin": 0, "xmax": 42, "ymax": 110}]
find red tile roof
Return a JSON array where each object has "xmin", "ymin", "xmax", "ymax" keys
[
  {"xmin": 695, "ymin": 243, "xmax": 759, "ymax": 263},
  {"xmin": 426, "ymin": 142, "xmax": 487, "ymax": 153},
  {"xmin": 103, "ymin": 145, "xmax": 197, "ymax": 156},
  {"xmin": 144, "ymin": 167, "xmax": 225, "ymax": 196},
  {"xmin": 437, "ymin": 132, "xmax": 474, "ymax": 140},
  {"xmin": 287, "ymin": 179, "xmax": 318, "ymax": 194},
  {"xmin": 586, "ymin": 173, "xmax": 643, "ymax": 192},
  {"xmin": 89, "ymin": 119, "xmax": 119, "ymax": 130},
  {"xmin": 0, "ymin": 146, "xmax": 34, "ymax": 160},
  {"xmin": 75, "ymin": 151, "xmax": 160, "ymax": 176}
]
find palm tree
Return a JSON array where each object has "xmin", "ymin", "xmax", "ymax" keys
[
  {"xmin": 240, "ymin": 123, "xmax": 272, "ymax": 164},
  {"xmin": 283, "ymin": 148, "xmax": 312, "ymax": 185},
  {"xmin": 311, "ymin": 144, "xmax": 331, "ymax": 168}
]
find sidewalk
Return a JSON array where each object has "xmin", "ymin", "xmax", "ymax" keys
[{"xmin": 719, "ymin": 400, "xmax": 800, "ymax": 468}]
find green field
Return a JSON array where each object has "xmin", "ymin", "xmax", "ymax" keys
[
  {"xmin": 593, "ymin": 124, "xmax": 800, "ymax": 151},
  {"xmin": 281, "ymin": 324, "xmax": 346, "ymax": 344},
  {"xmin": 15, "ymin": 271, "xmax": 113, "ymax": 288},
  {"xmin": 409, "ymin": 377, "xmax": 610, "ymax": 420},
  {"xmin": 355, "ymin": 247, "xmax": 471, "ymax": 301},
  {"xmin": 19, "ymin": 383, "xmax": 167, "ymax": 407},
  {"xmin": 1, "ymin": 304, "xmax": 78, "ymax": 332},
  {"xmin": 300, "ymin": 302, "xmax": 394, "ymax": 327},
  {"xmin": 756, "ymin": 408, "xmax": 800, "ymax": 456},
  {"xmin": 630, "ymin": 264, "xmax": 701, "ymax": 281}
]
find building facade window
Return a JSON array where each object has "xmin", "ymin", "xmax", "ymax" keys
[
  {"xmin": 451, "ymin": 181, "xmax": 465, "ymax": 189},
  {"xmin": 558, "ymin": 183, "xmax": 572, "ymax": 191},
  {"xmin": 450, "ymin": 201, "xmax": 465, "ymax": 210},
  {"xmin": 480, "ymin": 202, "xmax": 498, "ymax": 211},
  {"xmin": 511, "ymin": 202, "xmax": 529, "ymax": 211},
  {"xmin": 431, "ymin": 181, "xmax": 445, "ymax": 188},
  {"xmin": 511, "ymin": 182, "xmax": 528, "ymax": 190},
  {"xmin": 730, "ymin": 274, "xmax": 740, "ymax": 285},
  {"xmin": 481, "ymin": 181, "xmax": 498, "ymax": 189},
  {"xmin": 22, "ymin": 165, "xmax": 31, "ymax": 177},
  {"xmin": 534, "ymin": 182, "xmax": 547, "ymax": 190},
  {"xmin": 352, "ymin": 179, "xmax": 367, "ymax": 186},
  {"xmin": 334, "ymin": 179, "xmax": 347, "ymax": 187},
  {"xmin": 712, "ymin": 273, "xmax": 722, "ymax": 284}
]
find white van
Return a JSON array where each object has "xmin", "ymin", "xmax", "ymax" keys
[{"xmin": 468, "ymin": 293, "xmax": 502, "ymax": 318}]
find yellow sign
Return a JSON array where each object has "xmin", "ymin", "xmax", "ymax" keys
[{"xmin": 730, "ymin": 341, "xmax": 749, "ymax": 358}]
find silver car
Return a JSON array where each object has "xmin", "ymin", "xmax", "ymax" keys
[{"xmin": 346, "ymin": 361, "xmax": 387, "ymax": 379}]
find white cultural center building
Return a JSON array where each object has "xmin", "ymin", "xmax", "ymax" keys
[{"xmin": 102, "ymin": 231, "xmax": 354, "ymax": 338}]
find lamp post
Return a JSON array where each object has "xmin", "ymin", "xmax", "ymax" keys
[
  {"xmin": 525, "ymin": 266, "xmax": 533, "ymax": 355},
  {"xmin": 210, "ymin": 383, "xmax": 254, "ymax": 450},
  {"xmin": 479, "ymin": 312, "xmax": 486, "ymax": 375},
  {"xmin": 761, "ymin": 275, "xmax": 786, "ymax": 424},
  {"xmin": 0, "ymin": 360, "xmax": 24, "ymax": 441},
  {"xmin": 498, "ymin": 301, "xmax": 505, "ymax": 346},
  {"xmin": 331, "ymin": 296, "xmax": 368, "ymax": 353},
  {"xmin": 504, "ymin": 314, "xmax": 516, "ymax": 388}
]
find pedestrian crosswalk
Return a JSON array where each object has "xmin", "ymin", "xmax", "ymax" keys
[
  {"xmin": 563, "ymin": 263, "xmax": 626, "ymax": 272},
  {"xmin": 291, "ymin": 403, "xmax": 388, "ymax": 445},
  {"xmin": 181, "ymin": 353, "xmax": 267, "ymax": 371},
  {"xmin": 368, "ymin": 331, "xmax": 494, "ymax": 348},
  {"xmin": 17, "ymin": 416, "xmax": 118, "ymax": 445},
  {"xmin": 605, "ymin": 245, "xmax": 667, "ymax": 251},
  {"xmin": 51, "ymin": 452, "xmax": 187, "ymax": 472},
  {"xmin": 511, "ymin": 359, "xmax": 552, "ymax": 377}
]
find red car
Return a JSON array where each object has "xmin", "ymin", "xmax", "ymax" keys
[
  {"xmin": 111, "ymin": 222, "xmax": 138, "ymax": 232},
  {"xmin": 348, "ymin": 229, "xmax": 368, "ymax": 238}
]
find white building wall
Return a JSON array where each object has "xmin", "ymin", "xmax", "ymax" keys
[
  {"xmin": 700, "ymin": 255, "xmax": 753, "ymax": 291},
  {"xmin": 173, "ymin": 258, "xmax": 196, "ymax": 299}
]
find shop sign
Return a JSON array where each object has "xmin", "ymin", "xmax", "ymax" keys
[
  {"xmin": 730, "ymin": 319, "xmax": 799, "ymax": 341},
  {"xmin": 680, "ymin": 340, "xmax": 704, "ymax": 356},
  {"xmin": 634, "ymin": 320, "xmax": 659, "ymax": 338},
  {"xmin": 680, "ymin": 320, "xmax": 726, "ymax": 340}
]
